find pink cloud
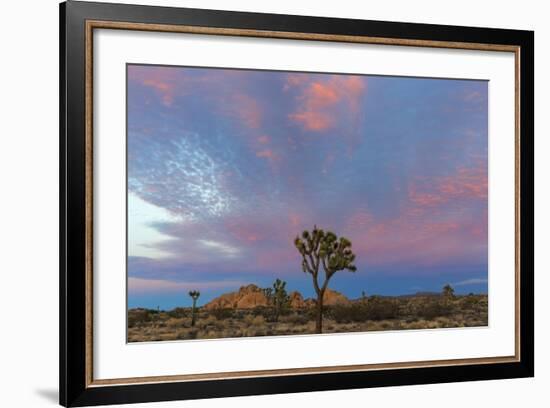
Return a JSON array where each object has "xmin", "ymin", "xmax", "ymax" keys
[
  {"xmin": 288, "ymin": 111, "xmax": 335, "ymax": 131},
  {"xmin": 344, "ymin": 208, "xmax": 373, "ymax": 232},
  {"xmin": 229, "ymin": 93, "xmax": 263, "ymax": 129},
  {"xmin": 287, "ymin": 74, "xmax": 367, "ymax": 132},
  {"xmin": 256, "ymin": 149, "xmax": 279, "ymax": 161},
  {"xmin": 283, "ymin": 73, "xmax": 311, "ymax": 91},
  {"xmin": 142, "ymin": 79, "xmax": 174, "ymax": 106},
  {"xmin": 307, "ymin": 82, "xmax": 340, "ymax": 108},
  {"xmin": 257, "ymin": 135, "xmax": 270, "ymax": 144},
  {"xmin": 128, "ymin": 66, "xmax": 181, "ymax": 107},
  {"xmin": 289, "ymin": 213, "xmax": 301, "ymax": 227},
  {"xmin": 409, "ymin": 162, "xmax": 488, "ymax": 208},
  {"xmin": 225, "ymin": 218, "xmax": 266, "ymax": 245},
  {"xmin": 350, "ymin": 216, "xmax": 485, "ymax": 268},
  {"xmin": 439, "ymin": 166, "xmax": 488, "ymax": 199},
  {"xmin": 340, "ymin": 162, "xmax": 487, "ymax": 268},
  {"xmin": 128, "ymin": 277, "xmax": 248, "ymax": 294}
]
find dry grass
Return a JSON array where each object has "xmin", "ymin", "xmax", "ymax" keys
[{"xmin": 127, "ymin": 294, "xmax": 488, "ymax": 342}]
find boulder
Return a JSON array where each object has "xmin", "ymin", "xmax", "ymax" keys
[
  {"xmin": 289, "ymin": 291, "xmax": 306, "ymax": 308},
  {"xmin": 322, "ymin": 288, "xmax": 351, "ymax": 305},
  {"xmin": 204, "ymin": 284, "xmax": 269, "ymax": 310}
]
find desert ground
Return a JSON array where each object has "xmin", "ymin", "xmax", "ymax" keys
[{"xmin": 128, "ymin": 285, "xmax": 488, "ymax": 342}]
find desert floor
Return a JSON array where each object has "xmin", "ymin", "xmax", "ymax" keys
[{"xmin": 128, "ymin": 294, "xmax": 488, "ymax": 342}]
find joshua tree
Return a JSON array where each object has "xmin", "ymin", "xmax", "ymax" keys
[
  {"xmin": 262, "ymin": 287, "xmax": 273, "ymax": 302},
  {"xmin": 442, "ymin": 284, "xmax": 455, "ymax": 299},
  {"xmin": 272, "ymin": 278, "xmax": 290, "ymax": 322},
  {"xmin": 262, "ymin": 279, "xmax": 290, "ymax": 322},
  {"xmin": 188, "ymin": 290, "xmax": 200, "ymax": 327},
  {"xmin": 294, "ymin": 226, "xmax": 357, "ymax": 333}
]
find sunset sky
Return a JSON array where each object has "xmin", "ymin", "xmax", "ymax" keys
[{"xmin": 127, "ymin": 64, "xmax": 488, "ymax": 310}]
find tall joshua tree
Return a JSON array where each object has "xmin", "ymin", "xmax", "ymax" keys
[
  {"xmin": 294, "ymin": 226, "xmax": 357, "ymax": 333},
  {"xmin": 188, "ymin": 290, "xmax": 200, "ymax": 327}
]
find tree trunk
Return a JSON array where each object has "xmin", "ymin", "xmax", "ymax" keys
[
  {"xmin": 191, "ymin": 300, "xmax": 196, "ymax": 327},
  {"xmin": 315, "ymin": 291, "xmax": 324, "ymax": 334}
]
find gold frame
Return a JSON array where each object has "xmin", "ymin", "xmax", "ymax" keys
[{"xmin": 84, "ymin": 20, "xmax": 521, "ymax": 388}]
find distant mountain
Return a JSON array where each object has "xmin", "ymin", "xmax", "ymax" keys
[{"xmin": 397, "ymin": 291, "xmax": 441, "ymax": 298}]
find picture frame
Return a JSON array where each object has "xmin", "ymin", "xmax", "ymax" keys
[{"xmin": 59, "ymin": 1, "xmax": 534, "ymax": 406}]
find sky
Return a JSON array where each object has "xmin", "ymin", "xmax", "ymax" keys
[{"xmin": 127, "ymin": 64, "xmax": 488, "ymax": 310}]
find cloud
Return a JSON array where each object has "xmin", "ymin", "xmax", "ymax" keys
[
  {"xmin": 283, "ymin": 73, "xmax": 310, "ymax": 91},
  {"xmin": 129, "ymin": 65, "xmax": 264, "ymax": 123},
  {"xmin": 339, "ymin": 161, "xmax": 488, "ymax": 268},
  {"xmin": 198, "ymin": 239, "xmax": 241, "ymax": 258},
  {"xmin": 452, "ymin": 278, "xmax": 488, "ymax": 286},
  {"xmin": 128, "ymin": 192, "xmax": 179, "ymax": 259},
  {"xmin": 128, "ymin": 277, "xmax": 248, "ymax": 294},
  {"xmin": 128, "ymin": 129, "xmax": 235, "ymax": 220},
  {"xmin": 228, "ymin": 93, "xmax": 263, "ymax": 129},
  {"xmin": 128, "ymin": 65, "xmax": 182, "ymax": 107},
  {"xmin": 344, "ymin": 208, "xmax": 373, "ymax": 232},
  {"xmin": 287, "ymin": 74, "xmax": 367, "ymax": 132},
  {"xmin": 408, "ymin": 161, "xmax": 488, "ymax": 208},
  {"xmin": 288, "ymin": 111, "xmax": 335, "ymax": 132},
  {"xmin": 127, "ymin": 67, "xmax": 488, "ymax": 291},
  {"xmin": 255, "ymin": 149, "xmax": 280, "ymax": 164}
]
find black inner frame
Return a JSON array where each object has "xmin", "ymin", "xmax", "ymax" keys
[{"xmin": 60, "ymin": 1, "xmax": 534, "ymax": 406}]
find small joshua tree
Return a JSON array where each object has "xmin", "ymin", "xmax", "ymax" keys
[
  {"xmin": 442, "ymin": 284, "xmax": 455, "ymax": 299},
  {"xmin": 294, "ymin": 226, "xmax": 357, "ymax": 333},
  {"xmin": 262, "ymin": 287, "xmax": 273, "ymax": 303},
  {"xmin": 272, "ymin": 278, "xmax": 290, "ymax": 322},
  {"xmin": 262, "ymin": 279, "xmax": 290, "ymax": 322},
  {"xmin": 188, "ymin": 290, "xmax": 200, "ymax": 327}
]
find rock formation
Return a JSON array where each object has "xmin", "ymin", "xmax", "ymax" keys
[
  {"xmin": 203, "ymin": 284, "xmax": 351, "ymax": 309},
  {"xmin": 289, "ymin": 291, "xmax": 306, "ymax": 308},
  {"xmin": 204, "ymin": 284, "xmax": 269, "ymax": 310},
  {"xmin": 321, "ymin": 288, "xmax": 351, "ymax": 306}
]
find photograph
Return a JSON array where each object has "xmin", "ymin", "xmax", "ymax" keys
[
  {"xmin": 126, "ymin": 64, "xmax": 489, "ymax": 342},
  {"xmin": 55, "ymin": 1, "xmax": 534, "ymax": 405}
]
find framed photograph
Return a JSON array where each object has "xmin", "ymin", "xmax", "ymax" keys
[{"xmin": 60, "ymin": 1, "xmax": 534, "ymax": 406}]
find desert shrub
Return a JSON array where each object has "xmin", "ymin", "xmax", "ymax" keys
[
  {"xmin": 252, "ymin": 315, "xmax": 265, "ymax": 325},
  {"xmin": 128, "ymin": 309, "xmax": 152, "ymax": 327},
  {"xmin": 167, "ymin": 307, "xmax": 188, "ymax": 318},
  {"xmin": 326, "ymin": 298, "xmax": 400, "ymax": 323},
  {"xmin": 304, "ymin": 306, "xmax": 319, "ymax": 321},
  {"xmin": 199, "ymin": 315, "xmax": 218, "ymax": 329},
  {"xmin": 187, "ymin": 329, "xmax": 199, "ymax": 340},
  {"xmin": 400, "ymin": 299, "xmax": 420, "ymax": 316},
  {"xmin": 458, "ymin": 295, "xmax": 484, "ymax": 310},
  {"xmin": 280, "ymin": 313, "xmax": 310, "ymax": 325},
  {"xmin": 365, "ymin": 297, "xmax": 400, "ymax": 320},
  {"xmin": 211, "ymin": 307, "xmax": 234, "ymax": 320},
  {"xmin": 250, "ymin": 306, "xmax": 275, "ymax": 320},
  {"xmin": 244, "ymin": 314, "xmax": 264, "ymax": 325},
  {"xmin": 328, "ymin": 303, "xmax": 368, "ymax": 323},
  {"xmin": 416, "ymin": 298, "xmax": 453, "ymax": 319},
  {"xmin": 251, "ymin": 305, "xmax": 291, "ymax": 322},
  {"xmin": 165, "ymin": 318, "xmax": 184, "ymax": 328},
  {"xmin": 246, "ymin": 327, "xmax": 266, "ymax": 337}
]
